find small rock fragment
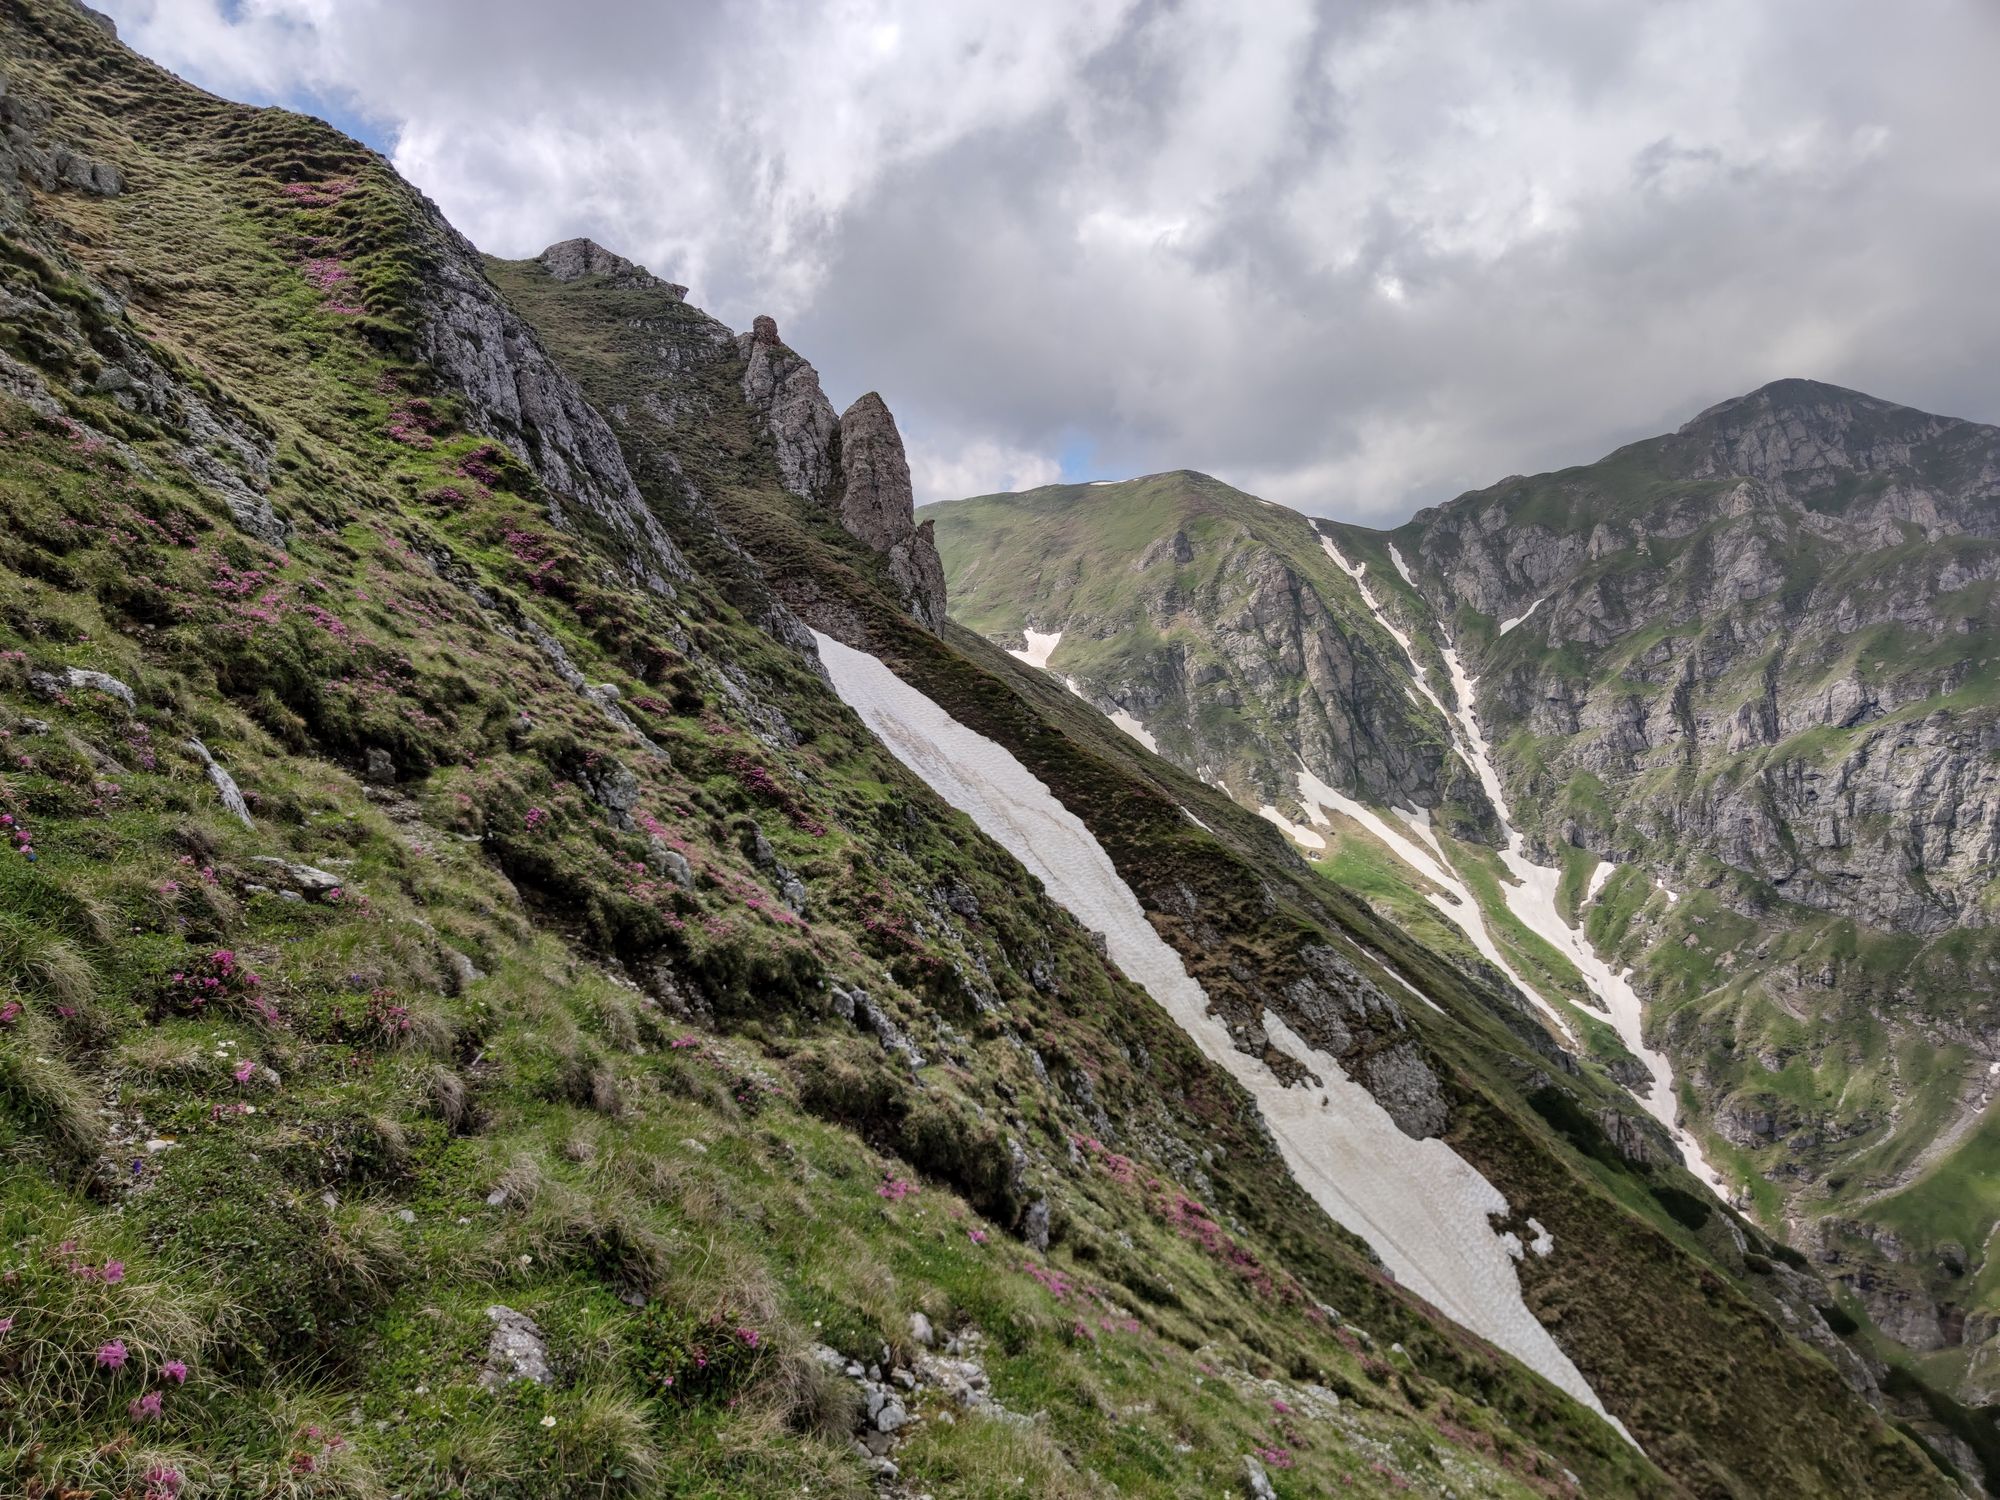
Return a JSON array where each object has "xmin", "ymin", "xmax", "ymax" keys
[{"xmin": 479, "ymin": 1304, "xmax": 554, "ymax": 1388}]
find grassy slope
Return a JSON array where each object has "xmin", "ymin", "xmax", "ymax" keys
[
  {"xmin": 501, "ymin": 258, "xmax": 1966, "ymax": 1495},
  {"xmin": 927, "ymin": 476, "xmax": 1487, "ymax": 838},
  {"xmin": 0, "ymin": 6, "xmax": 1671, "ymax": 1498}
]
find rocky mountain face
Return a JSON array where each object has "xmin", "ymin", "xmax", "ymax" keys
[
  {"xmin": 1399, "ymin": 379, "xmax": 2000, "ymax": 934},
  {"xmin": 935, "ymin": 376, "xmax": 2000, "ymax": 1448},
  {"xmin": 927, "ymin": 472, "xmax": 1497, "ymax": 843},
  {"xmin": 0, "ymin": 2, "xmax": 1973, "ymax": 1495},
  {"xmin": 1373, "ymin": 379, "xmax": 2000, "ymax": 1413}
]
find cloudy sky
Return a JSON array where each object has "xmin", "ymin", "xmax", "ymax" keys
[{"xmin": 99, "ymin": 0, "xmax": 2000, "ymax": 522}]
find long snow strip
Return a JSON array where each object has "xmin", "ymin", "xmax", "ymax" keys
[
  {"xmin": 813, "ymin": 629, "xmax": 1627, "ymax": 1436},
  {"xmin": 1321, "ymin": 541, "xmax": 1725, "ymax": 1193}
]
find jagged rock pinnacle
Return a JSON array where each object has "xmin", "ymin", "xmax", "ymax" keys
[{"xmin": 838, "ymin": 392, "xmax": 948, "ymax": 631}]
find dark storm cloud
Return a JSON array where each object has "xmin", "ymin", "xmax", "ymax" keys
[{"xmin": 101, "ymin": 0, "xmax": 2000, "ymax": 519}]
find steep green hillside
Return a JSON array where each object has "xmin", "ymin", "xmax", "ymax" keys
[
  {"xmin": 928, "ymin": 475, "xmax": 1494, "ymax": 842},
  {"xmin": 500, "ymin": 241, "xmax": 1969, "ymax": 1495},
  {"xmin": 0, "ymin": 2, "xmax": 1965, "ymax": 1496}
]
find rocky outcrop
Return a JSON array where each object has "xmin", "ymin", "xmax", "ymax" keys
[
  {"xmin": 0, "ymin": 72, "xmax": 122, "ymax": 199},
  {"xmin": 422, "ymin": 232, "xmax": 692, "ymax": 599},
  {"xmin": 536, "ymin": 236, "xmax": 686, "ymax": 298},
  {"xmin": 738, "ymin": 315, "xmax": 840, "ymax": 503},
  {"xmin": 732, "ymin": 318, "xmax": 947, "ymax": 630},
  {"xmin": 836, "ymin": 392, "xmax": 948, "ymax": 631}
]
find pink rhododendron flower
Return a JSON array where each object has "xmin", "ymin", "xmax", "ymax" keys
[
  {"xmin": 129, "ymin": 1390, "xmax": 164, "ymax": 1420},
  {"xmin": 162, "ymin": 1358, "xmax": 188, "ymax": 1383},
  {"xmin": 96, "ymin": 1339, "xmax": 128, "ymax": 1368}
]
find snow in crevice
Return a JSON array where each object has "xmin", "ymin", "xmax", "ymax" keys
[
  {"xmin": 1313, "ymin": 542, "xmax": 1725, "ymax": 1195},
  {"xmin": 811, "ymin": 629, "xmax": 1626, "ymax": 1437},
  {"xmin": 1388, "ymin": 540, "xmax": 1418, "ymax": 586},
  {"xmin": 1585, "ymin": 860, "xmax": 1616, "ymax": 905},
  {"xmin": 1321, "ymin": 538, "xmax": 1457, "ymax": 728},
  {"xmin": 1362, "ymin": 951, "xmax": 1447, "ymax": 1015},
  {"xmin": 1498, "ymin": 597, "xmax": 1546, "ymax": 636},
  {"xmin": 1294, "ymin": 760, "xmax": 1575, "ymax": 1042},
  {"xmin": 1008, "ymin": 629, "xmax": 1063, "ymax": 671}
]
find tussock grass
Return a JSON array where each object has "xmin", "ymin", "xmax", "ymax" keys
[{"xmin": 0, "ymin": 1016, "xmax": 103, "ymax": 1158}]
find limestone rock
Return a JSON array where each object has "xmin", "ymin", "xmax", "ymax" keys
[
  {"xmin": 184, "ymin": 739, "xmax": 254, "ymax": 829},
  {"xmin": 419, "ymin": 223, "xmax": 691, "ymax": 601},
  {"xmin": 738, "ymin": 315, "xmax": 839, "ymax": 503},
  {"xmin": 247, "ymin": 857, "xmax": 346, "ymax": 900},
  {"xmin": 537, "ymin": 237, "xmax": 685, "ymax": 298},
  {"xmin": 479, "ymin": 1304, "xmax": 554, "ymax": 1388}
]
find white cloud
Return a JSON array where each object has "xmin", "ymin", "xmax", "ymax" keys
[
  {"xmin": 100, "ymin": 0, "xmax": 2000, "ymax": 522},
  {"xmin": 907, "ymin": 437, "xmax": 1061, "ymax": 507}
]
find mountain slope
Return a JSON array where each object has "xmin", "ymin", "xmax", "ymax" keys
[
  {"xmin": 0, "ymin": 3, "xmax": 1961, "ymax": 1495},
  {"xmin": 502, "ymin": 246, "xmax": 1974, "ymax": 1494},
  {"xmin": 1368, "ymin": 378, "xmax": 2000, "ymax": 1408},
  {"xmin": 933, "ymin": 379, "xmax": 2000, "ymax": 1457},
  {"xmin": 930, "ymin": 473, "xmax": 1497, "ymax": 843}
]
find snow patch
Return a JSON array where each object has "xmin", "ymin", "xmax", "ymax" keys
[
  {"xmin": 1259, "ymin": 804, "xmax": 1327, "ymax": 850},
  {"xmin": 811, "ymin": 629, "xmax": 1623, "ymax": 1435},
  {"xmin": 1585, "ymin": 860, "xmax": 1616, "ymax": 905},
  {"xmin": 1526, "ymin": 1218, "xmax": 1554, "ymax": 1257},
  {"xmin": 1294, "ymin": 760, "xmax": 1575, "ymax": 1042},
  {"xmin": 1108, "ymin": 707, "xmax": 1158, "ymax": 752},
  {"xmin": 1657, "ymin": 880, "xmax": 1680, "ymax": 906},
  {"xmin": 1387, "ymin": 541, "xmax": 1418, "ymax": 586},
  {"xmin": 1008, "ymin": 629, "xmax": 1063, "ymax": 671},
  {"xmin": 1370, "ymin": 958, "xmax": 1447, "ymax": 1015},
  {"xmin": 1320, "ymin": 538, "xmax": 1457, "ymax": 727},
  {"xmin": 1498, "ymin": 597, "xmax": 1546, "ymax": 636},
  {"xmin": 1179, "ymin": 805, "xmax": 1212, "ymax": 833},
  {"xmin": 1434, "ymin": 640, "xmax": 1725, "ymax": 1192}
]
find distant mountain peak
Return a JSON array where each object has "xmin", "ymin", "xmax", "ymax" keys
[
  {"xmin": 535, "ymin": 237, "xmax": 686, "ymax": 298},
  {"xmin": 1666, "ymin": 377, "xmax": 1973, "ymax": 494},
  {"xmin": 1678, "ymin": 377, "xmax": 1900, "ymax": 434}
]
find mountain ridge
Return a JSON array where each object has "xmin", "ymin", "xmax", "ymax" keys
[{"xmin": 0, "ymin": 1, "xmax": 1972, "ymax": 1493}]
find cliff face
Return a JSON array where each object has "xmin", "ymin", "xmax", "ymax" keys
[{"xmin": 1398, "ymin": 379, "xmax": 2000, "ymax": 933}]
